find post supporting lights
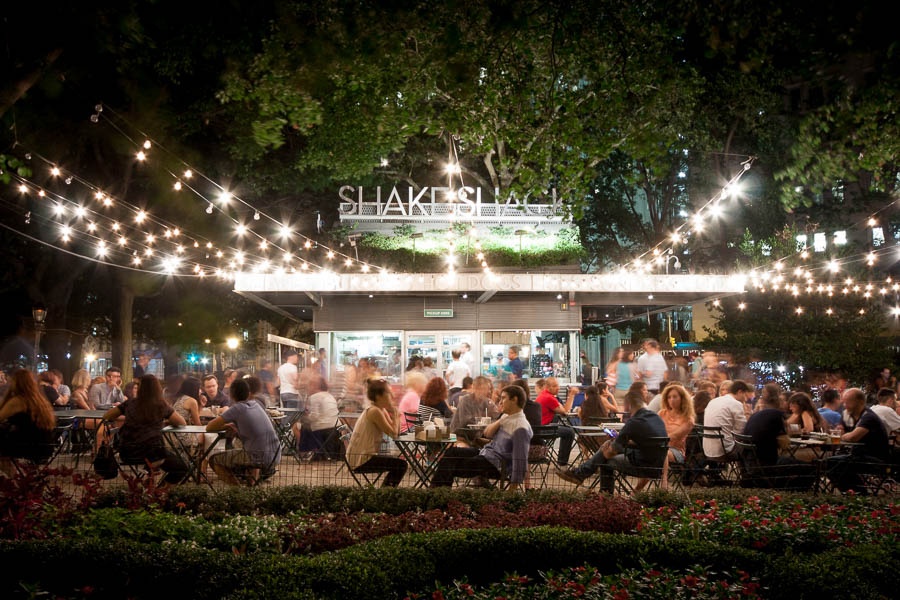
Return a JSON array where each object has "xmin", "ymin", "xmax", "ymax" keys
[
  {"xmin": 226, "ymin": 337, "xmax": 239, "ymax": 368},
  {"xmin": 32, "ymin": 304, "xmax": 47, "ymax": 373}
]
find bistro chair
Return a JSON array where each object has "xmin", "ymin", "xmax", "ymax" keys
[
  {"xmin": 590, "ymin": 436, "xmax": 670, "ymax": 495},
  {"xmin": 10, "ymin": 416, "xmax": 75, "ymax": 476},
  {"xmin": 336, "ymin": 425, "xmax": 385, "ymax": 487},
  {"xmin": 526, "ymin": 424, "xmax": 560, "ymax": 489}
]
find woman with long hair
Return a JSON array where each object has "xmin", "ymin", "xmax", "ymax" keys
[
  {"xmin": 0, "ymin": 369, "xmax": 57, "ymax": 474},
  {"xmin": 418, "ymin": 377, "xmax": 453, "ymax": 422},
  {"xmin": 346, "ymin": 378, "xmax": 407, "ymax": 486},
  {"xmin": 171, "ymin": 377, "xmax": 204, "ymax": 450},
  {"xmin": 786, "ymin": 391, "xmax": 825, "ymax": 434},
  {"xmin": 578, "ymin": 382, "xmax": 618, "ymax": 422},
  {"xmin": 614, "ymin": 351, "xmax": 638, "ymax": 410},
  {"xmin": 605, "ymin": 347, "xmax": 624, "ymax": 389},
  {"xmin": 102, "ymin": 374, "xmax": 187, "ymax": 484},
  {"xmin": 654, "ymin": 383, "xmax": 696, "ymax": 490},
  {"xmin": 69, "ymin": 369, "xmax": 93, "ymax": 410}
]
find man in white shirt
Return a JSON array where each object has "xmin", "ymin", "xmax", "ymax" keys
[
  {"xmin": 702, "ymin": 379, "xmax": 753, "ymax": 460},
  {"xmin": 872, "ymin": 388, "xmax": 900, "ymax": 434},
  {"xmin": 445, "ymin": 349, "xmax": 471, "ymax": 395},
  {"xmin": 636, "ymin": 339, "xmax": 667, "ymax": 395},
  {"xmin": 277, "ymin": 350, "xmax": 301, "ymax": 409}
]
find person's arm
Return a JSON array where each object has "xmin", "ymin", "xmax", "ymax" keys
[
  {"xmin": 842, "ymin": 424, "xmax": 869, "ymax": 443},
  {"xmin": 166, "ymin": 409, "xmax": 186, "ymax": 427},
  {"xmin": 800, "ymin": 412, "xmax": 815, "ymax": 434},
  {"xmin": 187, "ymin": 398, "xmax": 202, "ymax": 426},
  {"xmin": 600, "ymin": 390, "xmax": 618, "ymax": 414},
  {"xmin": 370, "ymin": 406, "xmax": 400, "ymax": 437},
  {"xmin": 206, "ymin": 415, "xmax": 227, "ymax": 432},
  {"xmin": 102, "ymin": 406, "xmax": 122, "ymax": 421},
  {"xmin": 668, "ymin": 416, "xmax": 694, "ymax": 441},
  {"xmin": 506, "ymin": 427, "xmax": 532, "ymax": 489},
  {"xmin": 557, "ymin": 388, "xmax": 577, "ymax": 413},
  {"xmin": 483, "ymin": 414, "xmax": 504, "ymax": 439},
  {"xmin": 0, "ymin": 396, "xmax": 24, "ymax": 421}
]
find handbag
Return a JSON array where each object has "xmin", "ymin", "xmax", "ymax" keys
[{"xmin": 92, "ymin": 441, "xmax": 119, "ymax": 479}]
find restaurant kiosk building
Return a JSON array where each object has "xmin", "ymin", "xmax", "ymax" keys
[{"xmin": 234, "ymin": 185, "xmax": 745, "ymax": 383}]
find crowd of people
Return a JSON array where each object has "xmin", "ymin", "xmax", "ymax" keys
[{"xmin": 2, "ymin": 339, "xmax": 898, "ymax": 494}]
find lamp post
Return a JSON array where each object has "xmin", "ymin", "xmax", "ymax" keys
[
  {"xmin": 665, "ymin": 254, "xmax": 681, "ymax": 274},
  {"xmin": 514, "ymin": 229, "xmax": 529, "ymax": 264},
  {"xmin": 226, "ymin": 337, "xmax": 239, "ymax": 369},
  {"xmin": 32, "ymin": 304, "xmax": 47, "ymax": 373}
]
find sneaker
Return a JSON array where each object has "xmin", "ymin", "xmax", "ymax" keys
[{"xmin": 556, "ymin": 468, "xmax": 586, "ymax": 487}]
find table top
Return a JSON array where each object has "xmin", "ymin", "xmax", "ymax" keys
[
  {"xmin": 573, "ymin": 423, "xmax": 624, "ymax": 432},
  {"xmin": 68, "ymin": 409, "xmax": 109, "ymax": 418},
  {"xmin": 163, "ymin": 425, "xmax": 217, "ymax": 434},
  {"xmin": 395, "ymin": 433, "xmax": 457, "ymax": 444}
]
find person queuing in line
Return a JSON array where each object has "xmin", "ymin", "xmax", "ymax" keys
[
  {"xmin": 534, "ymin": 376, "xmax": 576, "ymax": 467},
  {"xmin": 786, "ymin": 392, "xmax": 826, "ymax": 434},
  {"xmin": 418, "ymin": 377, "xmax": 453, "ymax": 423},
  {"xmin": 345, "ymin": 378, "xmax": 407, "ymax": 487},
  {"xmin": 431, "ymin": 384, "xmax": 532, "ymax": 489},
  {"xmin": 459, "ymin": 342, "xmax": 477, "ymax": 379},
  {"xmin": 506, "ymin": 346, "xmax": 524, "ymax": 380},
  {"xmin": 103, "ymin": 374, "xmax": 188, "ymax": 485},
  {"xmin": 614, "ymin": 350, "xmax": 638, "ymax": 411},
  {"xmin": 397, "ymin": 371, "xmax": 428, "ymax": 432},
  {"xmin": 444, "ymin": 349, "xmax": 471, "ymax": 396},
  {"xmin": 206, "ymin": 379, "xmax": 282, "ymax": 485},
  {"xmin": 0, "ymin": 369, "xmax": 57, "ymax": 475},
  {"xmin": 556, "ymin": 381, "xmax": 667, "ymax": 491}
]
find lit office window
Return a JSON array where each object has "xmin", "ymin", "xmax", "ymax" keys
[
  {"xmin": 795, "ymin": 234, "xmax": 808, "ymax": 251},
  {"xmin": 833, "ymin": 231, "xmax": 847, "ymax": 246},
  {"xmin": 872, "ymin": 227, "xmax": 885, "ymax": 247},
  {"xmin": 813, "ymin": 232, "xmax": 827, "ymax": 252}
]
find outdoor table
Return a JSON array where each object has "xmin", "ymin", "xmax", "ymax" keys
[
  {"xmin": 393, "ymin": 433, "xmax": 458, "ymax": 488},
  {"xmin": 338, "ymin": 412, "xmax": 362, "ymax": 431},
  {"xmin": 162, "ymin": 425, "xmax": 227, "ymax": 486},
  {"xmin": 572, "ymin": 424, "xmax": 623, "ymax": 459}
]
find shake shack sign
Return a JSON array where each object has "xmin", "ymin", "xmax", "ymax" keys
[{"xmin": 338, "ymin": 185, "xmax": 568, "ymax": 229}]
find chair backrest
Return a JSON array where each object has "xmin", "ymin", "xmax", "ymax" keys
[
  {"xmin": 586, "ymin": 416, "xmax": 621, "ymax": 425},
  {"xmin": 403, "ymin": 411, "xmax": 423, "ymax": 430}
]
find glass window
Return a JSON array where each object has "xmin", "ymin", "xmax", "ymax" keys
[{"xmin": 330, "ymin": 331, "xmax": 401, "ymax": 381}]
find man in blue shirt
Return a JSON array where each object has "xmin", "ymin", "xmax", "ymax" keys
[
  {"xmin": 507, "ymin": 346, "xmax": 524, "ymax": 380},
  {"xmin": 817, "ymin": 388, "xmax": 843, "ymax": 428},
  {"xmin": 431, "ymin": 385, "xmax": 533, "ymax": 490}
]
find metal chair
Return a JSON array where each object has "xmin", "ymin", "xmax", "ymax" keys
[
  {"xmin": 526, "ymin": 425, "xmax": 560, "ymax": 489},
  {"xmin": 601, "ymin": 436, "xmax": 671, "ymax": 495},
  {"xmin": 337, "ymin": 425, "xmax": 385, "ymax": 487},
  {"xmin": 10, "ymin": 417, "xmax": 75, "ymax": 476}
]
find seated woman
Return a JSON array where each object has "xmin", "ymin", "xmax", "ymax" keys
[
  {"xmin": 648, "ymin": 383, "xmax": 695, "ymax": 490},
  {"xmin": 786, "ymin": 392, "xmax": 825, "ymax": 435},
  {"xmin": 170, "ymin": 377, "xmax": 211, "ymax": 466},
  {"xmin": 346, "ymin": 379, "xmax": 407, "ymax": 487},
  {"xmin": 0, "ymin": 369, "xmax": 57, "ymax": 474},
  {"xmin": 418, "ymin": 377, "xmax": 453, "ymax": 423},
  {"xmin": 299, "ymin": 377, "xmax": 341, "ymax": 459},
  {"xmin": 102, "ymin": 374, "xmax": 188, "ymax": 485},
  {"xmin": 578, "ymin": 383, "xmax": 618, "ymax": 424}
]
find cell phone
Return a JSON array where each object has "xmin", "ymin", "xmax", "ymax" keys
[{"xmin": 603, "ymin": 427, "xmax": 618, "ymax": 438}]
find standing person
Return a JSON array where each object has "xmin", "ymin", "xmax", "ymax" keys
[
  {"xmin": 431, "ymin": 385, "xmax": 533, "ymax": 489},
  {"xmin": 133, "ymin": 353, "xmax": 150, "ymax": 379},
  {"xmin": 206, "ymin": 379, "xmax": 282, "ymax": 485},
  {"xmin": 277, "ymin": 350, "xmax": 301, "ymax": 410},
  {"xmin": 506, "ymin": 346, "xmax": 525, "ymax": 381},
  {"xmin": 102, "ymin": 374, "xmax": 187, "ymax": 485},
  {"xmin": 315, "ymin": 348, "xmax": 328, "ymax": 381},
  {"xmin": 0, "ymin": 369, "xmax": 57, "ymax": 475},
  {"xmin": 605, "ymin": 347, "xmax": 623, "ymax": 390},
  {"xmin": 257, "ymin": 360, "xmax": 277, "ymax": 407},
  {"xmin": 696, "ymin": 351, "xmax": 727, "ymax": 387},
  {"xmin": 637, "ymin": 339, "xmax": 667, "ymax": 396},
  {"xmin": 421, "ymin": 357, "xmax": 440, "ymax": 381},
  {"xmin": 460, "ymin": 342, "xmax": 478, "ymax": 378},
  {"xmin": 614, "ymin": 350, "xmax": 637, "ymax": 410},
  {"xmin": 579, "ymin": 354, "xmax": 594, "ymax": 386},
  {"xmin": 345, "ymin": 378, "xmax": 407, "ymax": 487},
  {"xmin": 89, "ymin": 367, "xmax": 124, "ymax": 410},
  {"xmin": 444, "ymin": 349, "xmax": 471, "ymax": 396}
]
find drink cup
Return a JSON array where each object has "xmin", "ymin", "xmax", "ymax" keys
[{"xmin": 830, "ymin": 429, "xmax": 842, "ymax": 444}]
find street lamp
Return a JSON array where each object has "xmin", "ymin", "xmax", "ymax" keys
[
  {"xmin": 226, "ymin": 337, "xmax": 239, "ymax": 369},
  {"xmin": 665, "ymin": 254, "xmax": 681, "ymax": 274},
  {"xmin": 514, "ymin": 229, "xmax": 529, "ymax": 263},
  {"xmin": 32, "ymin": 304, "xmax": 47, "ymax": 373}
]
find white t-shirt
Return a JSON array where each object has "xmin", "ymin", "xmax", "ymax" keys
[
  {"xmin": 306, "ymin": 391, "xmax": 339, "ymax": 431},
  {"xmin": 637, "ymin": 352, "xmax": 667, "ymax": 391},
  {"xmin": 461, "ymin": 351, "xmax": 478, "ymax": 377},
  {"xmin": 277, "ymin": 361, "xmax": 299, "ymax": 396},
  {"xmin": 871, "ymin": 404, "xmax": 900, "ymax": 433},
  {"xmin": 702, "ymin": 394, "xmax": 747, "ymax": 457},
  {"xmin": 445, "ymin": 360, "xmax": 471, "ymax": 389}
]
